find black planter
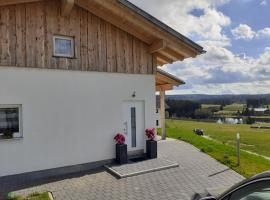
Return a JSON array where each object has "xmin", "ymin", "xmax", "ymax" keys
[
  {"xmin": 115, "ymin": 144, "xmax": 128, "ymax": 164},
  {"xmin": 146, "ymin": 140, "xmax": 157, "ymax": 159}
]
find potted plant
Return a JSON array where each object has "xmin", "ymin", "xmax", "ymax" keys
[
  {"xmin": 2, "ymin": 130, "xmax": 14, "ymax": 139},
  {"xmin": 114, "ymin": 133, "xmax": 127, "ymax": 164},
  {"xmin": 145, "ymin": 128, "xmax": 157, "ymax": 159}
]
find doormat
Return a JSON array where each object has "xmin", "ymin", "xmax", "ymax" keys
[{"xmin": 105, "ymin": 158, "xmax": 179, "ymax": 178}]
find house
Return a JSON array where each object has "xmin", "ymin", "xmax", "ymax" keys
[
  {"xmin": 248, "ymin": 108, "xmax": 269, "ymax": 116},
  {"xmin": 254, "ymin": 108, "xmax": 268, "ymax": 116},
  {"xmin": 155, "ymin": 69, "xmax": 184, "ymax": 129},
  {"xmin": 0, "ymin": 0, "xmax": 204, "ymax": 178}
]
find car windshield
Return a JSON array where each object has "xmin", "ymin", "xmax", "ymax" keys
[
  {"xmin": 230, "ymin": 181, "xmax": 270, "ymax": 200},
  {"xmin": 240, "ymin": 188, "xmax": 270, "ymax": 200}
]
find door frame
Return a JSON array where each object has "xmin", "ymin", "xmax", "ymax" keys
[{"xmin": 122, "ymin": 100, "xmax": 146, "ymax": 154}]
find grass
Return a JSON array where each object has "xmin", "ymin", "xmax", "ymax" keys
[
  {"xmin": 214, "ymin": 110, "xmax": 237, "ymax": 116},
  {"xmin": 223, "ymin": 103, "xmax": 245, "ymax": 111},
  {"xmin": 164, "ymin": 120, "xmax": 270, "ymax": 177},
  {"xmin": 7, "ymin": 192, "xmax": 51, "ymax": 200},
  {"xmin": 166, "ymin": 119, "xmax": 270, "ymax": 157},
  {"xmin": 202, "ymin": 104, "xmax": 220, "ymax": 109}
]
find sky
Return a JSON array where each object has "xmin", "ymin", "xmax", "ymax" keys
[{"xmin": 129, "ymin": 0, "xmax": 270, "ymax": 95}]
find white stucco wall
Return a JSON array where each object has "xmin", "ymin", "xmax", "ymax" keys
[{"xmin": 0, "ymin": 67, "xmax": 156, "ymax": 177}]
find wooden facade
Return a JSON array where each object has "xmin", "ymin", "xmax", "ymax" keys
[{"xmin": 0, "ymin": 0, "xmax": 155, "ymax": 74}]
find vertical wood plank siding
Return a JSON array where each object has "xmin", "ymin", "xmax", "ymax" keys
[{"xmin": 0, "ymin": 0, "xmax": 154, "ymax": 74}]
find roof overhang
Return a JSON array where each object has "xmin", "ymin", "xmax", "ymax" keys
[
  {"xmin": 0, "ymin": 0, "xmax": 205, "ymax": 66},
  {"xmin": 156, "ymin": 69, "xmax": 185, "ymax": 91},
  {"xmin": 75, "ymin": 0, "xmax": 205, "ymax": 66}
]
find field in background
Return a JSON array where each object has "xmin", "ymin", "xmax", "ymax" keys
[
  {"xmin": 166, "ymin": 119, "xmax": 270, "ymax": 157},
  {"xmin": 164, "ymin": 119, "xmax": 270, "ymax": 177},
  {"xmin": 201, "ymin": 103, "xmax": 245, "ymax": 112},
  {"xmin": 223, "ymin": 103, "xmax": 245, "ymax": 111}
]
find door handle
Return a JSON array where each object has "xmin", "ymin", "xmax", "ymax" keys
[{"xmin": 123, "ymin": 121, "xmax": 128, "ymax": 135}]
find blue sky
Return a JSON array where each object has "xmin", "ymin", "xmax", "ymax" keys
[{"xmin": 129, "ymin": 0, "xmax": 270, "ymax": 94}]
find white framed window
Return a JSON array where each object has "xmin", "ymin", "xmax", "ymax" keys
[
  {"xmin": 53, "ymin": 35, "xmax": 75, "ymax": 58},
  {"xmin": 0, "ymin": 105, "xmax": 22, "ymax": 140}
]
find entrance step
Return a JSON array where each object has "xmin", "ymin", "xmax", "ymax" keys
[{"xmin": 105, "ymin": 158, "xmax": 179, "ymax": 178}]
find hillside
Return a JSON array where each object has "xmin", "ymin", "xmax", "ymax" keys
[{"xmin": 166, "ymin": 94, "xmax": 270, "ymax": 104}]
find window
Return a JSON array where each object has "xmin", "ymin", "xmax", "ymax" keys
[
  {"xmin": 131, "ymin": 107, "xmax": 136, "ymax": 147},
  {"xmin": 53, "ymin": 35, "xmax": 75, "ymax": 58},
  {"xmin": 0, "ymin": 105, "xmax": 22, "ymax": 140},
  {"xmin": 225, "ymin": 180, "xmax": 270, "ymax": 200},
  {"xmin": 156, "ymin": 120, "xmax": 159, "ymax": 126},
  {"xmin": 156, "ymin": 109, "xmax": 159, "ymax": 113}
]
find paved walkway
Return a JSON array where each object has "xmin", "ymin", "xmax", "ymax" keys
[{"xmin": 4, "ymin": 139, "xmax": 244, "ymax": 200}]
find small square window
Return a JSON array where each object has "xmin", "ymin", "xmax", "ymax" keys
[
  {"xmin": 53, "ymin": 35, "xmax": 75, "ymax": 58},
  {"xmin": 0, "ymin": 105, "xmax": 22, "ymax": 140}
]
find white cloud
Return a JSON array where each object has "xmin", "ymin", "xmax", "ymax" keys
[
  {"xmin": 164, "ymin": 45, "xmax": 270, "ymax": 94},
  {"xmin": 130, "ymin": 0, "xmax": 231, "ymax": 45},
  {"xmin": 260, "ymin": 0, "xmax": 267, "ymax": 5},
  {"xmin": 166, "ymin": 81, "xmax": 270, "ymax": 95},
  {"xmin": 129, "ymin": 0, "xmax": 270, "ymax": 94},
  {"xmin": 257, "ymin": 47, "xmax": 270, "ymax": 65},
  {"xmin": 257, "ymin": 28, "xmax": 270, "ymax": 38},
  {"xmin": 232, "ymin": 24, "xmax": 270, "ymax": 40},
  {"xmin": 231, "ymin": 24, "xmax": 256, "ymax": 40}
]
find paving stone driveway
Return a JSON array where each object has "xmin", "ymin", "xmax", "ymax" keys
[{"xmin": 4, "ymin": 139, "xmax": 244, "ymax": 200}]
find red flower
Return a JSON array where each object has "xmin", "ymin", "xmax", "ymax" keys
[
  {"xmin": 145, "ymin": 128, "xmax": 156, "ymax": 140},
  {"xmin": 114, "ymin": 133, "xmax": 126, "ymax": 145}
]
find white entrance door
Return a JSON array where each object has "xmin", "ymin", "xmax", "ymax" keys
[{"xmin": 122, "ymin": 101, "xmax": 145, "ymax": 153}]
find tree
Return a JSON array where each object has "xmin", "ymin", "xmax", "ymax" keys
[
  {"xmin": 220, "ymin": 105, "xmax": 224, "ymax": 111},
  {"xmin": 194, "ymin": 108, "xmax": 213, "ymax": 119},
  {"xmin": 166, "ymin": 99, "xmax": 201, "ymax": 118},
  {"xmin": 246, "ymin": 117, "xmax": 255, "ymax": 125},
  {"xmin": 247, "ymin": 98, "xmax": 267, "ymax": 108}
]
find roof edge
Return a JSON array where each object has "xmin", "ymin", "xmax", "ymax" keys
[
  {"xmin": 157, "ymin": 69, "xmax": 185, "ymax": 85},
  {"xmin": 117, "ymin": 0, "xmax": 205, "ymax": 54}
]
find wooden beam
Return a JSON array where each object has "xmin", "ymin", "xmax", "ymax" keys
[
  {"xmin": 156, "ymin": 84, "xmax": 173, "ymax": 91},
  {"xmin": 160, "ymin": 48, "xmax": 185, "ymax": 61},
  {"xmin": 160, "ymin": 90, "xmax": 166, "ymax": 140},
  {"xmin": 148, "ymin": 39, "xmax": 166, "ymax": 54},
  {"xmin": 157, "ymin": 60, "xmax": 167, "ymax": 66},
  {"xmin": 156, "ymin": 53, "xmax": 173, "ymax": 65},
  {"xmin": 170, "ymin": 43, "xmax": 198, "ymax": 58},
  {"xmin": 61, "ymin": 0, "xmax": 74, "ymax": 16},
  {"xmin": 0, "ymin": 0, "xmax": 42, "ymax": 6},
  {"xmin": 156, "ymin": 75, "xmax": 179, "ymax": 86}
]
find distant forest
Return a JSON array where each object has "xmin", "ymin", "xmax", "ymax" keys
[
  {"xmin": 161, "ymin": 94, "xmax": 270, "ymax": 122},
  {"xmin": 167, "ymin": 94, "xmax": 270, "ymax": 105}
]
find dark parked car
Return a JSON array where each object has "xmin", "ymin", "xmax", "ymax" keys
[{"xmin": 192, "ymin": 171, "xmax": 270, "ymax": 200}]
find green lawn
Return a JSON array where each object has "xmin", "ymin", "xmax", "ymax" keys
[
  {"xmin": 223, "ymin": 103, "xmax": 245, "ymax": 111},
  {"xmin": 214, "ymin": 110, "xmax": 237, "ymax": 116},
  {"xmin": 164, "ymin": 119, "xmax": 270, "ymax": 177},
  {"xmin": 202, "ymin": 104, "xmax": 220, "ymax": 109},
  {"xmin": 166, "ymin": 119, "xmax": 270, "ymax": 157},
  {"xmin": 7, "ymin": 192, "xmax": 51, "ymax": 200}
]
